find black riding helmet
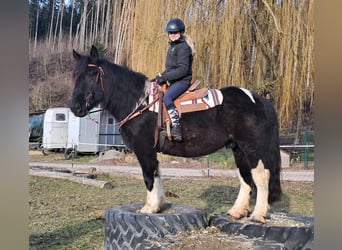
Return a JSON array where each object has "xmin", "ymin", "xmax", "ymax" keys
[{"xmin": 165, "ymin": 18, "xmax": 185, "ymax": 33}]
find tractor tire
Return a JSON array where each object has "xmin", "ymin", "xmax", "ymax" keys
[
  {"xmin": 105, "ymin": 203, "xmax": 208, "ymax": 250},
  {"xmin": 209, "ymin": 212, "xmax": 314, "ymax": 249}
]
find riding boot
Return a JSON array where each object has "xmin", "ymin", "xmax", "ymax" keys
[{"xmin": 168, "ymin": 108, "xmax": 183, "ymax": 142}]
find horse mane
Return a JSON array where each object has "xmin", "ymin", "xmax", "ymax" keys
[{"xmin": 97, "ymin": 58, "xmax": 148, "ymax": 120}]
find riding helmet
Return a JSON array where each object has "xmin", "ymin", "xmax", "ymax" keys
[{"xmin": 165, "ymin": 18, "xmax": 185, "ymax": 33}]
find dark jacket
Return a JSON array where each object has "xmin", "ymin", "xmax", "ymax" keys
[{"xmin": 161, "ymin": 37, "xmax": 193, "ymax": 85}]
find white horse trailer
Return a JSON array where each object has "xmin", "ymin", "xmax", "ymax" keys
[
  {"xmin": 42, "ymin": 107, "xmax": 70, "ymax": 151},
  {"xmin": 65, "ymin": 108, "xmax": 128, "ymax": 159},
  {"xmin": 98, "ymin": 109, "xmax": 126, "ymax": 152},
  {"xmin": 64, "ymin": 108, "xmax": 101, "ymax": 159},
  {"xmin": 41, "ymin": 107, "xmax": 127, "ymax": 158}
]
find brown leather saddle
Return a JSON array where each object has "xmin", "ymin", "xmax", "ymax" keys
[
  {"xmin": 155, "ymin": 80, "xmax": 214, "ymax": 143},
  {"xmin": 163, "ymin": 79, "xmax": 206, "ymax": 116},
  {"xmin": 119, "ymin": 79, "xmax": 219, "ymax": 146}
]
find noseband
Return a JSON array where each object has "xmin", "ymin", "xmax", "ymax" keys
[{"xmin": 85, "ymin": 64, "xmax": 105, "ymax": 109}]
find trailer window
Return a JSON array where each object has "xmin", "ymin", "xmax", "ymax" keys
[
  {"xmin": 56, "ymin": 113, "xmax": 66, "ymax": 121},
  {"xmin": 108, "ymin": 118, "xmax": 114, "ymax": 124}
]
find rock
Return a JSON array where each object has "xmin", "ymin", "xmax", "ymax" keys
[{"xmin": 90, "ymin": 150, "xmax": 125, "ymax": 163}]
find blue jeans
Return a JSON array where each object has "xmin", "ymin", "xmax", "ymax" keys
[{"xmin": 163, "ymin": 82, "xmax": 190, "ymax": 110}]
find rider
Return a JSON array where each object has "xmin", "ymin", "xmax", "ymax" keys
[{"xmin": 154, "ymin": 18, "xmax": 195, "ymax": 142}]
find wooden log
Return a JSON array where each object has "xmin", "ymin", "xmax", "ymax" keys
[
  {"xmin": 29, "ymin": 170, "xmax": 71, "ymax": 179},
  {"xmin": 66, "ymin": 176, "xmax": 112, "ymax": 189},
  {"xmin": 29, "ymin": 170, "xmax": 113, "ymax": 189},
  {"xmin": 30, "ymin": 165, "xmax": 97, "ymax": 175}
]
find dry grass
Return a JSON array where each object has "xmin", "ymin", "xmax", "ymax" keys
[{"xmin": 29, "ymin": 167, "xmax": 313, "ymax": 249}]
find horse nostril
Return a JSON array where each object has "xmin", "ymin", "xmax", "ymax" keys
[
  {"xmin": 70, "ymin": 103, "xmax": 81, "ymax": 115},
  {"xmin": 76, "ymin": 103, "xmax": 82, "ymax": 113}
]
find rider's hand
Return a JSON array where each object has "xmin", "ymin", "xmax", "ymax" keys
[{"xmin": 155, "ymin": 75, "xmax": 166, "ymax": 85}]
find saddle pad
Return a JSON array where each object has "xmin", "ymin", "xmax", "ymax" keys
[
  {"xmin": 148, "ymin": 85, "xmax": 223, "ymax": 113},
  {"xmin": 178, "ymin": 89, "xmax": 223, "ymax": 109}
]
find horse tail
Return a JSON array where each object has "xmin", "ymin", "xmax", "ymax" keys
[{"xmin": 267, "ymin": 116, "xmax": 282, "ymax": 204}]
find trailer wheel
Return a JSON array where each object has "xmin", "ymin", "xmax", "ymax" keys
[
  {"xmin": 105, "ymin": 203, "xmax": 208, "ymax": 249},
  {"xmin": 64, "ymin": 148, "xmax": 77, "ymax": 160}
]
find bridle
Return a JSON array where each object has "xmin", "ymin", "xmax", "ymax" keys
[{"xmin": 85, "ymin": 64, "xmax": 105, "ymax": 109}]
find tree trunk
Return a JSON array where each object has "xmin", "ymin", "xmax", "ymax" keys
[
  {"xmin": 100, "ymin": 0, "xmax": 106, "ymax": 43},
  {"xmin": 34, "ymin": 7, "xmax": 39, "ymax": 56},
  {"xmin": 58, "ymin": 0, "xmax": 65, "ymax": 52},
  {"xmin": 94, "ymin": 0, "xmax": 100, "ymax": 37},
  {"xmin": 104, "ymin": 0, "xmax": 111, "ymax": 48},
  {"xmin": 48, "ymin": 0, "xmax": 56, "ymax": 48},
  {"xmin": 68, "ymin": 0, "xmax": 75, "ymax": 49},
  {"xmin": 89, "ymin": 3, "xmax": 94, "ymax": 45},
  {"xmin": 80, "ymin": 0, "xmax": 89, "ymax": 51}
]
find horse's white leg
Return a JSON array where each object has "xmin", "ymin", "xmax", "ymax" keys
[
  {"xmin": 250, "ymin": 159, "xmax": 270, "ymax": 223},
  {"xmin": 228, "ymin": 172, "xmax": 251, "ymax": 219},
  {"xmin": 140, "ymin": 172, "xmax": 166, "ymax": 213}
]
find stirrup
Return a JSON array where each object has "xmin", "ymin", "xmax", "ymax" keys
[
  {"xmin": 160, "ymin": 121, "xmax": 172, "ymax": 141},
  {"xmin": 160, "ymin": 125, "xmax": 182, "ymax": 142},
  {"xmin": 171, "ymin": 126, "xmax": 183, "ymax": 142},
  {"xmin": 160, "ymin": 128, "xmax": 168, "ymax": 137}
]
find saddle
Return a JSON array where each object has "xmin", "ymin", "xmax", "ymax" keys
[{"xmin": 149, "ymin": 80, "xmax": 223, "ymax": 144}]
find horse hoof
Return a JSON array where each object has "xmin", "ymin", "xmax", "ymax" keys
[
  {"xmin": 139, "ymin": 204, "xmax": 160, "ymax": 214},
  {"xmin": 250, "ymin": 214, "xmax": 266, "ymax": 224},
  {"xmin": 226, "ymin": 213, "xmax": 240, "ymax": 220},
  {"xmin": 227, "ymin": 211, "xmax": 240, "ymax": 220},
  {"xmin": 139, "ymin": 205, "xmax": 153, "ymax": 214},
  {"xmin": 227, "ymin": 208, "xmax": 248, "ymax": 219}
]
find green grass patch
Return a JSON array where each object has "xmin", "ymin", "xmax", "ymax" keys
[
  {"xmin": 29, "ymin": 174, "xmax": 313, "ymax": 249},
  {"xmin": 205, "ymin": 150, "xmax": 236, "ymax": 169}
]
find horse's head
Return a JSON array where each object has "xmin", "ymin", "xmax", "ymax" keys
[{"xmin": 69, "ymin": 46, "xmax": 105, "ymax": 117}]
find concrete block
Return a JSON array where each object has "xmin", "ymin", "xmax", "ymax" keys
[{"xmin": 281, "ymin": 150, "xmax": 290, "ymax": 168}]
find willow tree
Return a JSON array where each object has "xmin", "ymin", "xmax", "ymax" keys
[
  {"xmin": 29, "ymin": 0, "xmax": 314, "ymax": 131},
  {"xmin": 130, "ymin": 0, "xmax": 314, "ymax": 131},
  {"xmin": 111, "ymin": 0, "xmax": 136, "ymax": 63}
]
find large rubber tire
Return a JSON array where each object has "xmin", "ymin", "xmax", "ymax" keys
[
  {"xmin": 105, "ymin": 203, "xmax": 208, "ymax": 250},
  {"xmin": 209, "ymin": 212, "xmax": 314, "ymax": 249},
  {"xmin": 64, "ymin": 148, "xmax": 77, "ymax": 160}
]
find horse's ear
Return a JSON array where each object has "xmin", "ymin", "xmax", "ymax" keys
[
  {"xmin": 90, "ymin": 45, "xmax": 99, "ymax": 61},
  {"xmin": 73, "ymin": 49, "xmax": 81, "ymax": 61}
]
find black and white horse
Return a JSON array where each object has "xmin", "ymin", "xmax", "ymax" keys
[{"xmin": 70, "ymin": 46, "xmax": 281, "ymax": 223}]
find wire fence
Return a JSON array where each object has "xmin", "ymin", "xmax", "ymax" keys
[
  {"xmin": 279, "ymin": 131, "xmax": 314, "ymax": 168},
  {"xmin": 280, "ymin": 145, "xmax": 314, "ymax": 168},
  {"xmin": 30, "ymin": 130, "xmax": 315, "ymax": 168}
]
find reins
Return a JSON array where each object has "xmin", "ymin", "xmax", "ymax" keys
[{"xmin": 117, "ymin": 83, "xmax": 160, "ymax": 127}]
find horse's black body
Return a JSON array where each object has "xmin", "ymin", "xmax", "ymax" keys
[{"xmin": 70, "ymin": 46, "xmax": 281, "ymax": 223}]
